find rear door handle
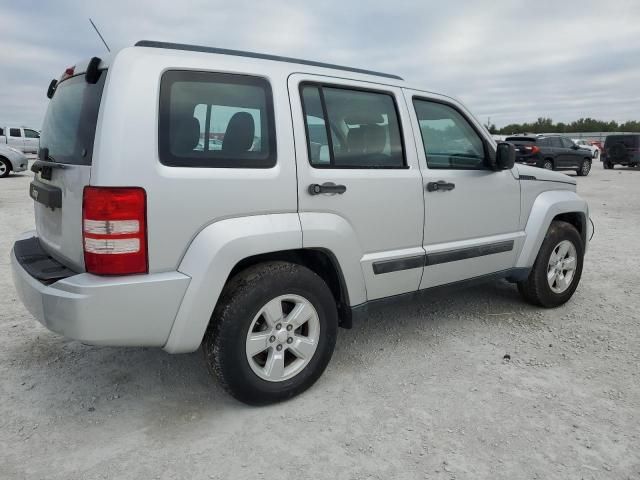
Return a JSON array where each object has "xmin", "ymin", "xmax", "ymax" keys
[
  {"xmin": 308, "ymin": 182, "xmax": 347, "ymax": 195},
  {"xmin": 426, "ymin": 181, "xmax": 455, "ymax": 192}
]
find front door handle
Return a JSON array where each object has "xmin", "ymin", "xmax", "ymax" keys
[
  {"xmin": 308, "ymin": 182, "xmax": 347, "ymax": 195},
  {"xmin": 426, "ymin": 180, "xmax": 455, "ymax": 192}
]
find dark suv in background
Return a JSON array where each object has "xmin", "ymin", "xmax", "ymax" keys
[
  {"xmin": 505, "ymin": 134, "xmax": 593, "ymax": 176},
  {"xmin": 602, "ymin": 135, "xmax": 640, "ymax": 169}
]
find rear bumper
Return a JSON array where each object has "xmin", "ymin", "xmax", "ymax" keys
[{"xmin": 10, "ymin": 233, "xmax": 191, "ymax": 347}]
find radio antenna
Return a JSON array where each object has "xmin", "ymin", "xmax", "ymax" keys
[{"xmin": 89, "ymin": 18, "xmax": 111, "ymax": 52}]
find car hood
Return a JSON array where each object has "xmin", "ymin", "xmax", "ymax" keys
[{"xmin": 515, "ymin": 165, "xmax": 577, "ymax": 185}]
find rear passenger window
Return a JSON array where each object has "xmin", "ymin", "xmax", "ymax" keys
[
  {"xmin": 159, "ymin": 71, "xmax": 276, "ymax": 168},
  {"xmin": 301, "ymin": 84, "xmax": 405, "ymax": 168},
  {"xmin": 10, "ymin": 128, "xmax": 21, "ymax": 137},
  {"xmin": 413, "ymin": 99, "xmax": 486, "ymax": 169}
]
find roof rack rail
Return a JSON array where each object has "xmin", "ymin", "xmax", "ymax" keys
[{"xmin": 135, "ymin": 40, "xmax": 404, "ymax": 81}]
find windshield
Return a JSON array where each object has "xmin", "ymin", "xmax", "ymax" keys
[{"xmin": 40, "ymin": 72, "xmax": 106, "ymax": 165}]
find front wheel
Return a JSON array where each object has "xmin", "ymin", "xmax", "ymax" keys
[
  {"xmin": 203, "ymin": 262, "xmax": 338, "ymax": 405},
  {"xmin": 517, "ymin": 221, "xmax": 584, "ymax": 308},
  {"xmin": 0, "ymin": 158, "xmax": 10, "ymax": 178},
  {"xmin": 577, "ymin": 159, "xmax": 591, "ymax": 176}
]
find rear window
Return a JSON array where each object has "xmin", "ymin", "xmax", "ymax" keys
[
  {"xmin": 40, "ymin": 72, "xmax": 106, "ymax": 165},
  {"xmin": 159, "ymin": 70, "xmax": 276, "ymax": 168},
  {"xmin": 605, "ymin": 135, "xmax": 639, "ymax": 147},
  {"xmin": 505, "ymin": 137, "xmax": 535, "ymax": 143}
]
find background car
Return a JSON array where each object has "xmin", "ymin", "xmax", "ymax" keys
[
  {"xmin": 573, "ymin": 138, "xmax": 600, "ymax": 159},
  {"xmin": 0, "ymin": 144, "xmax": 29, "ymax": 177},
  {"xmin": 602, "ymin": 134, "xmax": 640, "ymax": 169},
  {"xmin": 0, "ymin": 126, "xmax": 40, "ymax": 154},
  {"xmin": 505, "ymin": 134, "xmax": 593, "ymax": 176}
]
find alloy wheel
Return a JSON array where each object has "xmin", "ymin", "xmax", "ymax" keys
[
  {"xmin": 245, "ymin": 294, "xmax": 320, "ymax": 382},
  {"xmin": 547, "ymin": 240, "xmax": 577, "ymax": 294}
]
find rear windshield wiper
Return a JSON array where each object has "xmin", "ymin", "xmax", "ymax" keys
[{"xmin": 31, "ymin": 149, "xmax": 66, "ymax": 173}]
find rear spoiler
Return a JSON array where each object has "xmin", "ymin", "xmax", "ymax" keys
[{"xmin": 46, "ymin": 56, "xmax": 103, "ymax": 99}]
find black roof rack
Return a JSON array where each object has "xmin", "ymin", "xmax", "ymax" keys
[{"xmin": 135, "ymin": 40, "xmax": 404, "ymax": 81}]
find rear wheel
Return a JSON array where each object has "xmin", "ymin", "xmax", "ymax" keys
[
  {"xmin": 577, "ymin": 158, "xmax": 591, "ymax": 176},
  {"xmin": 543, "ymin": 159, "xmax": 554, "ymax": 170},
  {"xmin": 603, "ymin": 161, "xmax": 612, "ymax": 169},
  {"xmin": 203, "ymin": 261, "xmax": 338, "ymax": 405},
  {"xmin": 0, "ymin": 158, "xmax": 10, "ymax": 178},
  {"xmin": 517, "ymin": 221, "xmax": 584, "ymax": 308}
]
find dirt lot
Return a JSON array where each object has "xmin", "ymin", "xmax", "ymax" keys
[{"xmin": 1, "ymin": 165, "xmax": 639, "ymax": 480}]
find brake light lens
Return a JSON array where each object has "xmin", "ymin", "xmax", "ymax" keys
[{"xmin": 82, "ymin": 187, "xmax": 147, "ymax": 275}]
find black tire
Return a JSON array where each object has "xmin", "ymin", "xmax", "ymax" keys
[
  {"xmin": 0, "ymin": 158, "xmax": 11, "ymax": 178},
  {"xmin": 543, "ymin": 159, "xmax": 554, "ymax": 170},
  {"xmin": 603, "ymin": 161, "xmax": 611, "ymax": 169},
  {"xmin": 577, "ymin": 158, "xmax": 591, "ymax": 176},
  {"xmin": 517, "ymin": 221, "xmax": 584, "ymax": 308},
  {"xmin": 203, "ymin": 261, "xmax": 338, "ymax": 405}
]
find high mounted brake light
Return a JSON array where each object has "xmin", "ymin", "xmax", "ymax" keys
[{"xmin": 82, "ymin": 187, "xmax": 148, "ymax": 275}]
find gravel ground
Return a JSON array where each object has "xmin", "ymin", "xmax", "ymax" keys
[{"xmin": 1, "ymin": 165, "xmax": 639, "ymax": 480}]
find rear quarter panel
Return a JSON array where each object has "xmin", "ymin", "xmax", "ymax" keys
[{"xmin": 90, "ymin": 47, "xmax": 299, "ymax": 273}]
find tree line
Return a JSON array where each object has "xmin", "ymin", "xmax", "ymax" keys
[{"xmin": 486, "ymin": 117, "xmax": 640, "ymax": 135}]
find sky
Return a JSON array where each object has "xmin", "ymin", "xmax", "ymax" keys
[{"xmin": 1, "ymin": 0, "xmax": 639, "ymax": 129}]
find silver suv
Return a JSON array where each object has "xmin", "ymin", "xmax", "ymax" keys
[{"xmin": 11, "ymin": 41, "xmax": 590, "ymax": 404}]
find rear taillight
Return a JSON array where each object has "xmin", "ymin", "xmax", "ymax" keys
[
  {"xmin": 523, "ymin": 145, "xmax": 540, "ymax": 154},
  {"xmin": 82, "ymin": 187, "xmax": 147, "ymax": 275}
]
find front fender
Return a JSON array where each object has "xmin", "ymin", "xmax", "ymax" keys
[
  {"xmin": 515, "ymin": 190, "xmax": 589, "ymax": 269},
  {"xmin": 163, "ymin": 214, "xmax": 302, "ymax": 353}
]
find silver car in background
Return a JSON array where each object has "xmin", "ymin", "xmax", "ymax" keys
[{"xmin": 0, "ymin": 144, "xmax": 28, "ymax": 177}]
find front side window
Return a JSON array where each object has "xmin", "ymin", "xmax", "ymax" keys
[
  {"xmin": 159, "ymin": 71, "xmax": 276, "ymax": 168},
  {"xmin": 24, "ymin": 129, "xmax": 40, "ymax": 139},
  {"xmin": 301, "ymin": 84, "xmax": 405, "ymax": 168},
  {"xmin": 560, "ymin": 137, "xmax": 574, "ymax": 148},
  {"xmin": 413, "ymin": 99, "xmax": 486, "ymax": 169},
  {"xmin": 9, "ymin": 128, "xmax": 21, "ymax": 137}
]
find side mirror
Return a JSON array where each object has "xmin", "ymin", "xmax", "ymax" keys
[{"xmin": 495, "ymin": 142, "xmax": 515, "ymax": 170}]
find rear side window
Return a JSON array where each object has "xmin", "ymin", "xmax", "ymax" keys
[
  {"xmin": 413, "ymin": 99, "xmax": 486, "ymax": 169},
  {"xmin": 300, "ymin": 84, "xmax": 405, "ymax": 169},
  {"xmin": 159, "ymin": 71, "xmax": 276, "ymax": 168},
  {"xmin": 550, "ymin": 137, "xmax": 562, "ymax": 148},
  {"xmin": 10, "ymin": 128, "xmax": 21, "ymax": 137}
]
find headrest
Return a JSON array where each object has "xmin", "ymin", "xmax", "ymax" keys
[
  {"xmin": 222, "ymin": 112, "xmax": 255, "ymax": 154},
  {"xmin": 171, "ymin": 117, "xmax": 200, "ymax": 154},
  {"xmin": 344, "ymin": 111, "xmax": 384, "ymax": 125},
  {"xmin": 347, "ymin": 124, "xmax": 386, "ymax": 154}
]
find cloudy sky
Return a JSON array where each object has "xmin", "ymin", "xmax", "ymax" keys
[{"xmin": 1, "ymin": 0, "xmax": 639, "ymax": 128}]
